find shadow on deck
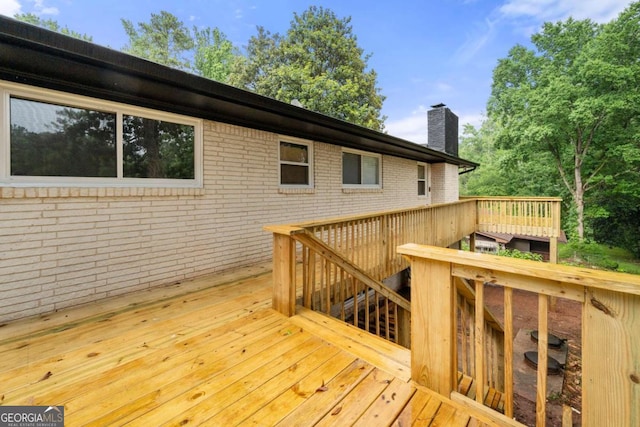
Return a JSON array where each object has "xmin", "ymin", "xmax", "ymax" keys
[{"xmin": 0, "ymin": 265, "xmax": 504, "ymax": 426}]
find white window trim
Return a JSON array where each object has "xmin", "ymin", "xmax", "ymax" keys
[
  {"xmin": 417, "ymin": 162, "xmax": 429, "ymax": 198},
  {"xmin": 278, "ymin": 136, "xmax": 314, "ymax": 189},
  {"xmin": 0, "ymin": 80, "xmax": 203, "ymax": 188},
  {"xmin": 342, "ymin": 147, "xmax": 382, "ymax": 189}
]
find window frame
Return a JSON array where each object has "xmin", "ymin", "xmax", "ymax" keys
[
  {"xmin": 0, "ymin": 81, "xmax": 203, "ymax": 188},
  {"xmin": 341, "ymin": 148, "xmax": 382, "ymax": 189},
  {"xmin": 417, "ymin": 162, "xmax": 429, "ymax": 197},
  {"xmin": 278, "ymin": 136, "xmax": 314, "ymax": 189}
]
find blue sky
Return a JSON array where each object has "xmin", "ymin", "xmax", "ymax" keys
[{"xmin": 0, "ymin": 0, "xmax": 634, "ymax": 143}]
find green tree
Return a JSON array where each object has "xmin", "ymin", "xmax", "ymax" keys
[
  {"xmin": 459, "ymin": 119, "xmax": 562, "ymax": 197},
  {"xmin": 230, "ymin": 6, "xmax": 386, "ymax": 130},
  {"xmin": 121, "ymin": 11, "xmax": 194, "ymax": 70},
  {"xmin": 14, "ymin": 13, "xmax": 93, "ymax": 41},
  {"xmin": 459, "ymin": 120, "xmax": 509, "ymax": 196},
  {"xmin": 488, "ymin": 3, "xmax": 640, "ymax": 241},
  {"xmin": 193, "ymin": 27, "xmax": 238, "ymax": 83}
]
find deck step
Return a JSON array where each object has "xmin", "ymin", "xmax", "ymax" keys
[{"xmin": 290, "ymin": 306, "xmax": 411, "ymax": 382}]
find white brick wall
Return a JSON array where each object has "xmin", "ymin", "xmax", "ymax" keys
[
  {"xmin": 0, "ymin": 120, "xmax": 459, "ymax": 322},
  {"xmin": 430, "ymin": 163, "xmax": 459, "ymax": 204}
]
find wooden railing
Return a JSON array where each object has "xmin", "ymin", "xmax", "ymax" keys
[
  {"xmin": 265, "ymin": 226, "xmax": 411, "ymax": 346},
  {"xmin": 470, "ymin": 196, "xmax": 562, "ymax": 237},
  {"xmin": 456, "ymin": 277, "xmax": 505, "ymax": 393},
  {"xmin": 470, "ymin": 196, "xmax": 562, "ymax": 263},
  {"xmin": 398, "ymin": 244, "xmax": 640, "ymax": 427},
  {"xmin": 294, "ymin": 200, "xmax": 477, "ymax": 281}
]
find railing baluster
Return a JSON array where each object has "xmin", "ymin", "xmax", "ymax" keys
[
  {"xmin": 309, "ymin": 249, "xmax": 317, "ymax": 309},
  {"xmin": 469, "ymin": 300, "xmax": 476, "ymax": 378},
  {"xmin": 504, "ymin": 287, "xmax": 514, "ymax": 418},
  {"xmin": 302, "ymin": 246, "xmax": 309, "ymax": 307},
  {"xmin": 321, "ymin": 256, "xmax": 327, "ymax": 312},
  {"xmin": 340, "ymin": 269, "xmax": 346, "ymax": 322},
  {"xmin": 536, "ymin": 294, "xmax": 549, "ymax": 427},
  {"xmin": 375, "ymin": 291, "xmax": 380, "ymax": 336},
  {"xmin": 353, "ymin": 276, "xmax": 359, "ymax": 329},
  {"xmin": 474, "ymin": 279, "xmax": 485, "ymax": 404},
  {"xmin": 458, "ymin": 294, "xmax": 468, "ymax": 375},
  {"xmin": 392, "ymin": 302, "xmax": 398, "ymax": 343},
  {"xmin": 364, "ymin": 282, "xmax": 370, "ymax": 332},
  {"xmin": 385, "ymin": 298, "xmax": 391, "ymax": 341}
]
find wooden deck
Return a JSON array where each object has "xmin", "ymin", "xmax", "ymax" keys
[{"xmin": 0, "ymin": 265, "xmax": 505, "ymax": 426}]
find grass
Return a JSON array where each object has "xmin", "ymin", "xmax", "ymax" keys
[{"xmin": 559, "ymin": 241, "xmax": 640, "ymax": 274}]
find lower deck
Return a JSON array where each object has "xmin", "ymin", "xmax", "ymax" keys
[{"xmin": 0, "ymin": 265, "xmax": 504, "ymax": 426}]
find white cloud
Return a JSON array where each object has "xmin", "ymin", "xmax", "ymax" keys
[
  {"xmin": 0, "ymin": 0, "xmax": 22, "ymax": 16},
  {"xmin": 499, "ymin": 0, "xmax": 632, "ymax": 23},
  {"xmin": 2, "ymin": 0, "xmax": 59, "ymax": 16},
  {"xmin": 435, "ymin": 81, "xmax": 454, "ymax": 93},
  {"xmin": 33, "ymin": 0, "xmax": 57, "ymax": 15},
  {"xmin": 458, "ymin": 112, "xmax": 485, "ymax": 131},
  {"xmin": 386, "ymin": 106, "xmax": 486, "ymax": 145},
  {"xmin": 455, "ymin": 17, "xmax": 498, "ymax": 64},
  {"xmin": 385, "ymin": 106, "xmax": 430, "ymax": 144}
]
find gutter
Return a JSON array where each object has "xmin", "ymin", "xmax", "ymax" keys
[{"xmin": 0, "ymin": 15, "xmax": 478, "ymax": 168}]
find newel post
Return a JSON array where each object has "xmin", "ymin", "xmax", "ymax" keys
[
  {"xmin": 264, "ymin": 225, "xmax": 300, "ymax": 317},
  {"xmin": 398, "ymin": 244, "xmax": 457, "ymax": 396},
  {"xmin": 582, "ymin": 288, "xmax": 640, "ymax": 426}
]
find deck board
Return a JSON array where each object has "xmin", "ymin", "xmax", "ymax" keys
[{"xmin": 0, "ymin": 267, "xmax": 508, "ymax": 426}]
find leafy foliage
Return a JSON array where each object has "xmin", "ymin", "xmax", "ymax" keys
[
  {"xmin": 121, "ymin": 11, "xmax": 194, "ymax": 70},
  {"xmin": 229, "ymin": 6, "xmax": 386, "ymax": 130},
  {"xmin": 193, "ymin": 27, "xmax": 238, "ymax": 83},
  {"xmin": 559, "ymin": 241, "xmax": 640, "ymax": 273},
  {"xmin": 497, "ymin": 249, "xmax": 544, "ymax": 262},
  {"xmin": 487, "ymin": 3, "xmax": 640, "ymax": 241},
  {"xmin": 15, "ymin": 8, "xmax": 386, "ymax": 129}
]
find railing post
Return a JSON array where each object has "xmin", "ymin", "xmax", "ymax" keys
[
  {"xmin": 583, "ymin": 288, "xmax": 640, "ymax": 426},
  {"xmin": 405, "ymin": 252, "xmax": 457, "ymax": 395},
  {"xmin": 264, "ymin": 226, "xmax": 301, "ymax": 317}
]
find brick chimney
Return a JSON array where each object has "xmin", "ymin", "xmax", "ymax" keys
[{"xmin": 427, "ymin": 103, "xmax": 458, "ymax": 157}]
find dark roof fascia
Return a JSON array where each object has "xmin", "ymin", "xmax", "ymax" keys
[{"xmin": 0, "ymin": 16, "xmax": 477, "ymax": 167}]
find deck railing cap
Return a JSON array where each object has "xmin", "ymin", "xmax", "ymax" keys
[{"xmin": 397, "ymin": 243, "xmax": 640, "ymax": 296}]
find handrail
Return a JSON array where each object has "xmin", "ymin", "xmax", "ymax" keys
[
  {"xmin": 295, "ymin": 199, "xmax": 478, "ymax": 282},
  {"xmin": 265, "ymin": 225, "xmax": 411, "ymax": 347},
  {"xmin": 398, "ymin": 243, "xmax": 640, "ymax": 427},
  {"xmin": 292, "ymin": 230, "xmax": 410, "ymax": 312}
]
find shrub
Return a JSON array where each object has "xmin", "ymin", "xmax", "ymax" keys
[{"xmin": 496, "ymin": 249, "xmax": 544, "ymax": 262}]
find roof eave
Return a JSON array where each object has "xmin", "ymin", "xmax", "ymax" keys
[{"xmin": 0, "ymin": 16, "xmax": 478, "ymax": 167}]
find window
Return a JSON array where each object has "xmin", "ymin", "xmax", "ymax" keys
[
  {"xmin": 279, "ymin": 139, "xmax": 313, "ymax": 187},
  {"xmin": 417, "ymin": 163, "xmax": 428, "ymax": 196},
  {"xmin": 342, "ymin": 149, "xmax": 381, "ymax": 187},
  {"xmin": 10, "ymin": 98, "xmax": 117, "ymax": 177},
  {"xmin": 1, "ymin": 82, "xmax": 201, "ymax": 187}
]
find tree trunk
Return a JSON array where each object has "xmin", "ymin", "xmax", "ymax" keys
[{"xmin": 574, "ymin": 159, "xmax": 585, "ymax": 241}]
